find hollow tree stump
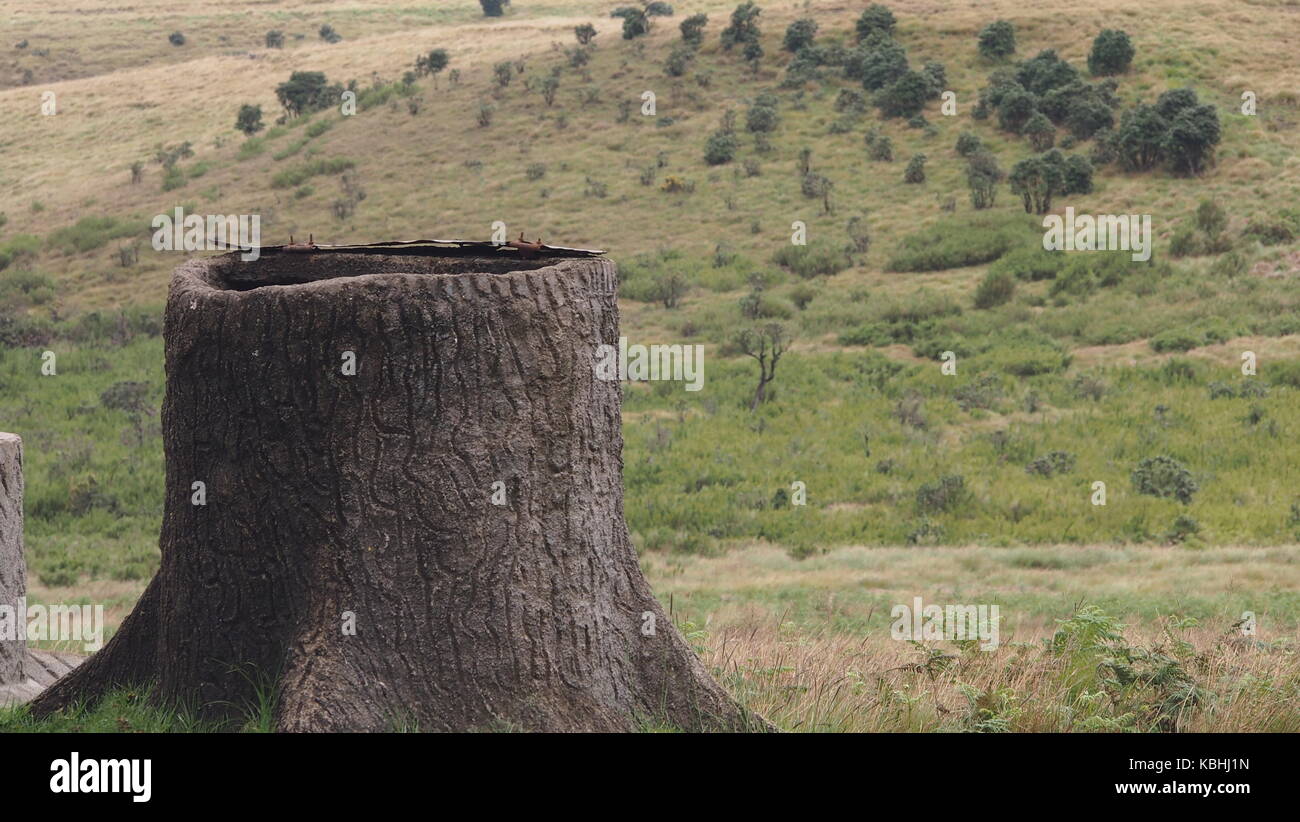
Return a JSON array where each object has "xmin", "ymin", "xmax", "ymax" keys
[
  {"xmin": 0, "ymin": 433, "xmax": 27, "ymax": 691},
  {"xmin": 31, "ymin": 251, "xmax": 764, "ymax": 732}
]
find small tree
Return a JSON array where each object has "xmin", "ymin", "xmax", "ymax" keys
[
  {"xmin": 966, "ymin": 150, "xmax": 1003, "ymax": 209},
  {"xmin": 653, "ymin": 272, "xmax": 689, "ymax": 308},
  {"xmin": 665, "ymin": 45, "xmax": 694, "ymax": 76},
  {"xmin": 846, "ymin": 215, "xmax": 871, "ymax": 256},
  {"xmin": 720, "ymin": 2, "xmax": 762, "ymax": 51},
  {"xmin": 874, "ymin": 70, "xmax": 929, "ymax": 119},
  {"xmin": 869, "ymin": 134, "xmax": 893, "ymax": 161},
  {"xmin": 855, "ymin": 4, "xmax": 896, "ymax": 42},
  {"xmin": 1162, "ymin": 104, "xmax": 1221, "ymax": 176},
  {"xmin": 1062, "ymin": 153, "xmax": 1094, "ymax": 195},
  {"xmin": 903, "ymin": 153, "xmax": 926, "ymax": 183},
  {"xmin": 575, "ymin": 23, "xmax": 597, "ymax": 45},
  {"xmin": 704, "ymin": 130, "xmax": 738, "ymax": 164},
  {"xmin": 1195, "ymin": 199, "xmax": 1227, "ymax": 236},
  {"xmin": 275, "ymin": 71, "xmax": 333, "ymax": 118},
  {"xmin": 265, "ymin": 30, "xmax": 285, "ymax": 49},
  {"xmin": 1024, "ymin": 112, "xmax": 1056, "ymax": 150},
  {"xmin": 680, "ymin": 13, "xmax": 708, "ymax": 46},
  {"xmin": 540, "ymin": 74, "xmax": 561, "ymax": 106},
  {"xmin": 736, "ymin": 323, "xmax": 788, "ymax": 410},
  {"xmin": 955, "ymin": 131, "xmax": 982, "ymax": 156},
  {"xmin": 1131, "ymin": 455, "xmax": 1197, "ymax": 503},
  {"xmin": 1088, "ymin": 29, "xmax": 1134, "ymax": 76},
  {"xmin": 1113, "ymin": 103, "xmax": 1168, "ymax": 171},
  {"xmin": 783, "ymin": 18, "xmax": 817, "ymax": 53},
  {"xmin": 479, "ymin": 0, "xmax": 508, "ymax": 17},
  {"xmin": 996, "ymin": 88, "xmax": 1037, "ymax": 133},
  {"xmin": 493, "ymin": 61, "xmax": 514, "ymax": 88},
  {"xmin": 1009, "ymin": 153, "xmax": 1064, "ymax": 214},
  {"xmin": 613, "ymin": 3, "xmax": 674, "ymax": 40},
  {"xmin": 745, "ymin": 101, "xmax": 779, "ymax": 133},
  {"xmin": 977, "ymin": 20, "xmax": 1015, "ymax": 59},
  {"xmin": 415, "ymin": 49, "xmax": 450, "ymax": 87},
  {"xmin": 235, "ymin": 104, "xmax": 264, "ymax": 137}
]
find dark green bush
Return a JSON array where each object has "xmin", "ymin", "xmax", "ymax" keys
[{"xmin": 1131, "ymin": 456, "xmax": 1197, "ymax": 504}]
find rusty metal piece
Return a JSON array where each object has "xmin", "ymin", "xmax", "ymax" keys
[
  {"xmin": 507, "ymin": 233, "xmax": 545, "ymax": 259},
  {"xmin": 283, "ymin": 233, "xmax": 318, "ymax": 253}
]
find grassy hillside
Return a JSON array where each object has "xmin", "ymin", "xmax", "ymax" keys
[{"xmin": 1, "ymin": 0, "xmax": 1299, "ymax": 731}]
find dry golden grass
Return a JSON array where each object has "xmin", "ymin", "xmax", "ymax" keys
[{"xmin": 700, "ymin": 616, "xmax": 1300, "ymax": 731}]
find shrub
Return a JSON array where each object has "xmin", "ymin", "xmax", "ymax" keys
[
  {"xmin": 1243, "ymin": 218, "xmax": 1296, "ymax": 246},
  {"xmin": 1088, "ymin": 29, "xmax": 1134, "ymax": 76},
  {"xmin": 1194, "ymin": 199, "xmax": 1227, "ymax": 236},
  {"xmin": 275, "ymin": 71, "xmax": 342, "ymax": 118},
  {"xmin": 1024, "ymin": 112, "xmax": 1056, "ymax": 150},
  {"xmin": 903, "ymin": 153, "xmax": 926, "ymax": 183},
  {"xmin": 665, "ymin": 45, "xmax": 694, "ymax": 76},
  {"xmin": 319, "ymin": 24, "xmax": 342, "ymax": 43},
  {"xmin": 954, "ymin": 374, "xmax": 1002, "ymax": 411},
  {"xmin": 746, "ymin": 102, "xmax": 779, "ymax": 133},
  {"xmin": 265, "ymin": 30, "xmax": 285, "ymax": 49},
  {"xmin": 966, "ymin": 150, "xmax": 1004, "ymax": 209},
  {"xmin": 1113, "ymin": 104, "xmax": 1168, "ymax": 171},
  {"xmin": 1162, "ymin": 104, "xmax": 1221, "ymax": 176},
  {"xmin": 856, "ymin": 4, "xmax": 897, "ymax": 41},
  {"xmin": 848, "ymin": 35, "xmax": 908, "ymax": 89},
  {"xmin": 835, "ymin": 88, "xmax": 868, "ymax": 113},
  {"xmin": 575, "ymin": 23, "xmax": 597, "ymax": 45},
  {"xmin": 916, "ymin": 475, "xmax": 968, "ymax": 514},
  {"xmin": 1026, "ymin": 451, "xmax": 1076, "ymax": 477},
  {"xmin": 46, "ymin": 216, "xmax": 139, "ymax": 254},
  {"xmin": 874, "ymin": 70, "xmax": 930, "ymax": 119},
  {"xmin": 270, "ymin": 157, "xmax": 355, "ymax": 188},
  {"xmin": 996, "ymin": 88, "xmax": 1037, "ymax": 133},
  {"xmin": 168, "ymin": 32, "xmax": 186, "ymax": 47},
  {"xmin": 973, "ymin": 269, "xmax": 1016, "ymax": 308},
  {"xmin": 989, "ymin": 246, "xmax": 1065, "ymax": 281},
  {"xmin": 955, "ymin": 131, "xmax": 983, "ymax": 156},
  {"xmin": 869, "ymin": 134, "xmax": 894, "ymax": 161},
  {"xmin": 1063, "ymin": 153, "xmax": 1094, "ymax": 194},
  {"xmin": 680, "ymin": 13, "xmax": 708, "ymax": 45},
  {"xmin": 1131, "ymin": 456, "xmax": 1197, "ymax": 503},
  {"xmin": 983, "ymin": 338, "xmax": 1071, "ymax": 376},
  {"xmin": 1164, "ymin": 514, "xmax": 1200, "ymax": 544},
  {"xmin": 784, "ymin": 18, "xmax": 818, "ymax": 52},
  {"xmin": 704, "ymin": 130, "xmax": 738, "ymax": 164},
  {"xmin": 1016, "ymin": 49, "xmax": 1079, "ymax": 96},
  {"xmin": 977, "ymin": 21, "xmax": 1016, "ymax": 60},
  {"xmin": 1149, "ymin": 329, "xmax": 1202, "ymax": 353},
  {"xmin": 921, "ymin": 61, "xmax": 946, "ymax": 98},
  {"xmin": 887, "ymin": 213, "xmax": 1030, "ymax": 272},
  {"xmin": 1168, "ymin": 226, "xmax": 1201, "ymax": 258},
  {"xmin": 480, "ymin": 0, "xmax": 507, "ymax": 16},
  {"xmin": 720, "ymin": 2, "xmax": 762, "ymax": 51},
  {"xmin": 772, "ymin": 242, "xmax": 850, "ymax": 278},
  {"xmin": 235, "ymin": 104, "xmax": 264, "ymax": 136}
]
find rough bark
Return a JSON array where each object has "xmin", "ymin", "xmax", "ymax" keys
[
  {"xmin": 31, "ymin": 252, "xmax": 765, "ymax": 732},
  {"xmin": 0, "ymin": 433, "xmax": 26, "ymax": 687}
]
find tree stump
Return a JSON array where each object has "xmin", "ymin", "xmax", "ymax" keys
[
  {"xmin": 0, "ymin": 433, "xmax": 27, "ymax": 692},
  {"xmin": 31, "ymin": 251, "xmax": 764, "ymax": 732}
]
